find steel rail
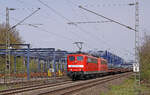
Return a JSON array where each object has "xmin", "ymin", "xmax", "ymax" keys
[
  {"xmin": 0, "ymin": 79, "xmax": 72, "ymax": 95},
  {"xmin": 38, "ymin": 72, "xmax": 132, "ymax": 95}
]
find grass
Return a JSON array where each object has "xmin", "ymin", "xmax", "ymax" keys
[
  {"xmin": 101, "ymin": 77, "xmax": 150, "ymax": 95},
  {"xmin": 0, "ymin": 85, "xmax": 8, "ymax": 90}
]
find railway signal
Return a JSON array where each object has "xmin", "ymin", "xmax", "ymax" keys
[{"xmin": 133, "ymin": 63, "xmax": 139, "ymax": 72}]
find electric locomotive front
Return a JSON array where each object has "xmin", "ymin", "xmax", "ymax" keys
[{"xmin": 67, "ymin": 54, "xmax": 86, "ymax": 80}]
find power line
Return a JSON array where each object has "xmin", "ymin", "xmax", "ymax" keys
[
  {"xmin": 0, "ymin": 12, "xmax": 76, "ymax": 44},
  {"xmin": 10, "ymin": 8, "xmax": 40, "ymax": 30},
  {"xmin": 38, "ymin": 0, "xmax": 71, "ymax": 22},
  {"xmin": 68, "ymin": 20, "xmax": 112, "ymax": 24},
  {"xmin": 63, "ymin": 1, "xmax": 135, "ymax": 56},
  {"xmin": 37, "ymin": 0, "xmax": 82, "ymax": 40},
  {"xmin": 4, "ymin": 7, "xmax": 41, "ymax": 84},
  {"xmin": 77, "ymin": 6, "xmax": 109, "ymax": 50},
  {"xmin": 1, "ymin": 0, "xmax": 134, "ymax": 61},
  {"xmin": 37, "ymin": 0, "xmax": 105, "ymax": 49},
  {"xmin": 32, "ymin": 26, "xmax": 74, "ymax": 41},
  {"xmin": 79, "ymin": 2, "xmax": 141, "ymax": 94},
  {"xmin": 83, "ymin": 3, "xmax": 134, "ymax": 7},
  {"xmin": 15, "ymin": 0, "xmax": 24, "ymax": 4},
  {"xmin": 0, "ymin": 13, "xmax": 41, "ymax": 28},
  {"xmin": 37, "ymin": 0, "xmax": 132, "ymax": 57},
  {"xmin": 37, "ymin": 0, "xmax": 89, "ymax": 44},
  {"xmin": 79, "ymin": 5, "xmax": 136, "ymax": 31},
  {"xmin": 15, "ymin": 0, "xmax": 39, "ymax": 8},
  {"xmin": 69, "ymin": 20, "xmax": 135, "ymax": 58},
  {"xmin": 36, "ymin": 0, "xmax": 134, "ymax": 60},
  {"xmin": 67, "ymin": 13, "xmax": 132, "ymax": 59},
  {"xmin": 74, "ymin": 5, "xmax": 135, "ymax": 59},
  {"xmin": 15, "ymin": 0, "xmax": 41, "ymax": 14}
]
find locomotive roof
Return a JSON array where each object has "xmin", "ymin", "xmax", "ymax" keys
[{"xmin": 68, "ymin": 53, "xmax": 101, "ymax": 58}]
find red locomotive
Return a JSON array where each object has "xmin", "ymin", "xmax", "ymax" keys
[{"xmin": 67, "ymin": 53, "xmax": 108, "ymax": 80}]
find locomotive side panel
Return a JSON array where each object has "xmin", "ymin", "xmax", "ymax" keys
[
  {"xmin": 98, "ymin": 58, "xmax": 108, "ymax": 72},
  {"xmin": 85, "ymin": 56, "xmax": 98, "ymax": 72},
  {"xmin": 100, "ymin": 59, "xmax": 108, "ymax": 72}
]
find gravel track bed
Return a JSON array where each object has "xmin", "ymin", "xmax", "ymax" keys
[
  {"xmin": 36, "ymin": 72, "xmax": 132, "ymax": 95},
  {"xmin": 0, "ymin": 76, "xmax": 71, "ymax": 95},
  {"xmin": 0, "ymin": 72, "xmax": 132, "ymax": 95},
  {"xmin": 72, "ymin": 74, "xmax": 132, "ymax": 95}
]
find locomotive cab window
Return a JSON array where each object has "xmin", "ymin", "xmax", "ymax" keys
[
  {"xmin": 87, "ymin": 58, "xmax": 92, "ymax": 63},
  {"xmin": 87, "ymin": 57, "xmax": 98, "ymax": 64},
  {"xmin": 77, "ymin": 56, "xmax": 83, "ymax": 61},
  {"xmin": 69, "ymin": 56, "xmax": 75, "ymax": 61},
  {"xmin": 92, "ymin": 59, "xmax": 98, "ymax": 64}
]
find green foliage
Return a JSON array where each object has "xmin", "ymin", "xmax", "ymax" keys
[
  {"xmin": 0, "ymin": 23, "xmax": 23, "ymax": 72},
  {"xmin": 0, "ymin": 24, "xmax": 23, "ymax": 46},
  {"xmin": 101, "ymin": 77, "xmax": 150, "ymax": 95},
  {"xmin": 0, "ymin": 85, "xmax": 8, "ymax": 90},
  {"xmin": 139, "ymin": 35, "xmax": 150, "ymax": 83}
]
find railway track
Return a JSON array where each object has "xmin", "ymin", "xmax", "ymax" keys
[
  {"xmin": 0, "ymin": 78, "xmax": 72, "ymax": 95},
  {"xmin": 0, "ymin": 76, "xmax": 67, "ymax": 85},
  {"xmin": 38, "ymin": 72, "xmax": 132, "ymax": 95},
  {"xmin": 0, "ymin": 72, "xmax": 132, "ymax": 95}
]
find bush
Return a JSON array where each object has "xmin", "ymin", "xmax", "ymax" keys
[
  {"xmin": 139, "ymin": 35, "xmax": 150, "ymax": 83},
  {"xmin": 0, "ymin": 23, "xmax": 23, "ymax": 72}
]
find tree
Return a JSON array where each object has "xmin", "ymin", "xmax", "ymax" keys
[
  {"xmin": 0, "ymin": 23, "xmax": 23, "ymax": 48},
  {"xmin": 139, "ymin": 34, "xmax": 150, "ymax": 83},
  {"xmin": 0, "ymin": 23, "xmax": 23, "ymax": 71}
]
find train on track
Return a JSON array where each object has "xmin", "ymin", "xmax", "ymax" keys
[{"xmin": 67, "ymin": 52, "xmax": 132, "ymax": 80}]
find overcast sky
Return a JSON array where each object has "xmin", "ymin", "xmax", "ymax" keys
[{"xmin": 0, "ymin": 0, "xmax": 149, "ymax": 61}]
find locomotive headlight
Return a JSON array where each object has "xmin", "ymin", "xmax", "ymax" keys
[{"xmin": 68, "ymin": 65, "xmax": 84, "ymax": 67}]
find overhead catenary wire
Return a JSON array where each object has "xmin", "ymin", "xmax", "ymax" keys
[
  {"xmin": 37, "ymin": 0, "xmax": 91, "ymax": 45},
  {"xmin": 77, "ymin": 7, "xmax": 109, "ymax": 51},
  {"xmin": 15, "ymin": 0, "xmax": 24, "ymax": 4},
  {"xmin": 68, "ymin": 6, "xmax": 133, "ymax": 57},
  {"xmin": 1, "ymin": 0, "xmax": 135, "ymax": 60},
  {"xmin": 68, "ymin": 2, "xmax": 111, "ymax": 50},
  {"xmin": 32, "ymin": 26, "xmax": 74, "ymax": 42},
  {"xmin": 78, "ymin": 5, "xmax": 136, "ymax": 31},
  {"xmin": 37, "ymin": 0, "xmax": 107, "ymax": 47},
  {"xmin": 72, "ymin": 19, "xmax": 135, "ymax": 58},
  {"xmin": 68, "ymin": 21, "xmax": 112, "ymax": 24},
  {"xmin": 66, "ymin": 0, "xmax": 135, "ymax": 56},
  {"xmin": 38, "ymin": 0, "xmax": 72, "ymax": 23},
  {"xmin": 15, "ymin": 0, "xmax": 40, "ymax": 9},
  {"xmin": 78, "ymin": 2, "xmax": 141, "ymax": 92},
  {"xmin": 1, "ymin": 12, "xmax": 89, "ymax": 49},
  {"xmin": 37, "ymin": 0, "xmax": 134, "ymax": 59},
  {"xmin": 0, "ymin": 12, "xmax": 75, "ymax": 45},
  {"xmin": 37, "ymin": 0, "xmax": 106, "ymax": 49},
  {"xmin": 64, "ymin": 0, "xmax": 100, "ymax": 47},
  {"xmin": 66, "ymin": 0, "xmax": 131, "ymax": 7},
  {"xmin": 10, "ymin": 8, "xmax": 41, "ymax": 30},
  {"xmin": 83, "ymin": 3, "xmax": 134, "ymax": 7},
  {"xmin": 0, "ymin": 13, "xmax": 41, "ymax": 28},
  {"xmin": 14, "ymin": 0, "xmax": 40, "ymax": 14},
  {"xmin": 36, "ymin": 1, "xmax": 86, "ymax": 43},
  {"xmin": 65, "ymin": 0, "xmax": 114, "ymax": 50},
  {"xmin": 77, "ymin": 5, "xmax": 136, "ymax": 57},
  {"xmin": 0, "ymin": 0, "xmax": 137, "ymax": 64}
]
